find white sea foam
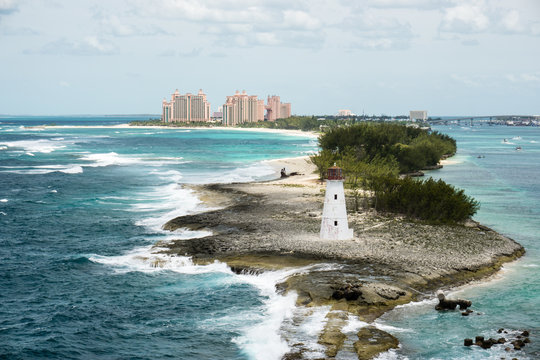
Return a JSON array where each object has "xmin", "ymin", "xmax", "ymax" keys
[
  {"xmin": 192, "ymin": 162, "xmax": 276, "ymax": 184},
  {"xmin": 373, "ymin": 347, "xmax": 404, "ymax": 360},
  {"xmin": 25, "ymin": 152, "xmax": 35, "ymax": 156},
  {"xmin": 0, "ymin": 164, "xmax": 84, "ymax": 175},
  {"xmin": 342, "ymin": 314, "xmax": 369, "ymax": 333},
  {"xmin": 132, "ymin": 182, "xmax": 201, "ymax": 233},
  {"xmin": 0, "ymin": 212, "xmax": 6, "ymax": 216},
  {"xmin": 79, "ymin": 152, "xmax": 143, "ymax": 167},
  {"xmin": 51, "ymin": 190, "xmax": 57, "ymax": 193},
  {"xmin": 0, "ymin": 139, "xmax": 67, "ymax": 153},
  {"xmin": 0, "ymin": 146, "xmax": 7, "ymax": 150},
  {"xmin": 232, "ymin": 267, "xmax": 316, "ymax": 360},
  {"xmin": 89, "ymin": 245, "xmax": 231, "ymax": 275},
  {"xmin": 0, "ymin": 199, "xmax": 8, "ymax": 203},
  {"xmin": 372, "ymin": 322, "xmax": 412, "ymax": 333},
  {"xmin": 79, "ymin": 152, "xmax": 187, "ymax": 168}
]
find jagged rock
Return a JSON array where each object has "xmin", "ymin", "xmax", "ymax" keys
[
  {"xmin": 354, "ymin": 326, "xmax": 399, "ymax": 360},
  {"xmin": 475, "ymin": 335, "xmax": 484, "ymax": 345},
  {"xmin": 464, "ymin": 338, "xmax": 473, "ymax": 346},
  {"xmin": 498, "ymin": 337, "xmax": 506, "ymax": 344},
  {"xmin": 435, "ymin": 292, "xmax": 472, "ymax": 310},
  {"xmin": 522, "ymin": 330, "xmax": 530, "ymax": 337},
  {"xmin": 332, "ymin": 283, "xmax": 363, "ymax": 301}
]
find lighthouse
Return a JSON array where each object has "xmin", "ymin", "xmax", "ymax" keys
[{"xmin": 320, "ymin": 165, "xmax": 354, "ymax": 240}]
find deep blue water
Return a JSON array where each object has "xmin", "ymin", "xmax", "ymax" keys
[{"xmin": 0, "ymin": 117, "xmax": 317, "ymax": 359}]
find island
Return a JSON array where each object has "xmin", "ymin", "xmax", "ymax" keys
[{"xmin": 155, "ymin": 153, "xmax": 524, "ymax": 359}]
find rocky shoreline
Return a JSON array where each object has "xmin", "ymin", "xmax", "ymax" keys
[{"xmin": 156, "ymin": 157, "xmax": 524, "ymax": 359}]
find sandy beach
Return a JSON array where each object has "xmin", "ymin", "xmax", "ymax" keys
[{"xmin": 158, "ymin": 156, "xmax": 524, "ymax": 359}]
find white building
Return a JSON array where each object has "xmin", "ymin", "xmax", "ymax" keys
[
  {"xmin": 409, "ymin": 110, "xmax": 427, "ymax": 122},
  {"xmin": 320, "ymin": 166, "xmax": 354, "ymax": 240},
  {"xmin": 337, "ymin": 109, "xmax": 353, "ymax": 117}
]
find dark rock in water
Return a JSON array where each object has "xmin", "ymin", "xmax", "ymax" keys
[
  {"xmin": 522, "ymin": 330, "xmax": 530, "ymax": 337},
  {"xmin": 524, "ymin": 337, "xmax": 530, "ymax": 344},
  {"xmin": 498, "ymin": 328, "xmax": 505, "ymax": 333},
  {"xmin": 435, "ymin": 292, "xmax": 471, "ymax": 310},
  {"xmin": 464, "ymin": 338, "xmax": 473, "ymax": 346},
  {"xmin": 475, "ymin": 336, "xmax": 485, "ymax": 344},
  {"xmin": 480, "ymin": 339, "xmax": 493, "ymax": 349},
  {"xmin": 498, "ymin": 337, "xmax": 506, "ymax": 344},
  {"xmin": 505, "ymin": 347, "xmax": 511, "ymax": 352}
]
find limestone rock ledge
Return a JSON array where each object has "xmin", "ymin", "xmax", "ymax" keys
[{"xmin": 158, "ymin": 180, "xmax": 524, "ymax": 359}]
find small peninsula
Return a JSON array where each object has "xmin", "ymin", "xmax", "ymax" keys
[{"xmin": 157, "ymin": 156, "xmax": 524, "ymax": 359}]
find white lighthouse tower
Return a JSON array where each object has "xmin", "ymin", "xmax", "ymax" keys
[{"xmin": 320, "ymin": 165, "xmax": 354, "ymax": 240}]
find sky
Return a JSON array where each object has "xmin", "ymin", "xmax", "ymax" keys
[{"xmin": 0, "ymin": 0, "xmax": 539, "ymax": 116}]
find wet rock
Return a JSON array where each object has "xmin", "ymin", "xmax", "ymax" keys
[
  {"xmin": 435, "ymin": 292, "xmax": 471, "ymax": 310},
  {"xmin": 354, "ymin": 326, "xmax": 399, "ymax": 360},
  {"xmin": 475, "ymin": 336, "xmax": 485, "ymax": 344},
  {"xmin": 522, "ymin": 330, "xmax": 530, "ymax": 337},
  {"xmin": 319, "ymin": 311, "xmax": 348, "ymax": 357},
  {"xmin": 498, "ymin": 337, "xmax": 506, "ymax": 344},
  {"xmin": 498, "ymin": 328, "xmax": 505, "ymax": 333},
  {"xmin": 332, "ymin": 283, "xmax": 363, "ymax": 301},
  {"xmin": 464, "ymin": 338, "xmax": 473, "ymax": 346}
]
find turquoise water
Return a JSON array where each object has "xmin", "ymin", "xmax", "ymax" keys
[
  {"xmin": 0, "ymin": 117, "xmax": 319, "ymax": 359},
  {"xmin": 2, "ymin": 118, "xmax": 538, "ymax": 359},
  {"xmin": 377, "ymin": 125, "xmax": 540, "ymax": 359}
]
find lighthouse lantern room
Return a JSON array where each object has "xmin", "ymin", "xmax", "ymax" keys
[{"xmin": 320, "ymin": 165, "xmax": 354, "ymax": 240}]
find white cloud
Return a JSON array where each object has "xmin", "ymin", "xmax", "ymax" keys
[
  {"xmin": 0, "ymin": 0, "xmax": 18, "ymax": 14},
  {"xmin": 501, "ymin": 9, "xmax": 524, "ymax": 33},
  {"xmin": 440, "ymin": 0, "xmax": 490, "ymax": 33},
  {"xmin": 282, "ymin": 10, "xmax": 320, "ymax": 30},
  {"xmin": 451, "ymin": 74, "xmax": 482, "ymax": 87},
  {"xmin": 506, "ymin": 72, "xmax": 540, "ymax": 84},
  {"xmin": 367, "ymin": 0, "xmax": 451, "ymax": 9},
  {"xmin": 27, "ymin": 36, "xmax": 116, "ymax": 56},
  {"xmin": 349, "ymin": 13, "xmax": 414, "ymax": 50}
]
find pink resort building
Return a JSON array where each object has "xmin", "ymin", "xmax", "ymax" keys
[
  {"xmin": 162, "ymin": 89, "xmax": 211, "ymax": 123},
  {"xmin": 266, "ymin": 95, "xmax": 291, "ymax": 122},
  {"xmin": 222, "ymin": 90, "xmax": 265, "ymax": 126}
]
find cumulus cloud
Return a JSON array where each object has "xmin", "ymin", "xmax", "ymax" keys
[
  {"xmin": 439, "ymin": 0, "xmax": 539, "ymax": 36},
  {"xmin": 506, "ymin": 72, "xmax": 540, "ymax": 84},
  {"xmin": 0, "ymin": 0, "xmax": 18, "ymax": 14},
  {"xmin": 440, "ymin": 0, "xmax": 490, "ymax": 33},
  {"xmin": 348, "ymin": 13, "xmax": 414, "ymax": 50},
  {"xmin": 367, "ymin": 0, "xmax": 451, "ymax": 10},
  {"xmin": 27, "ymin": 36, "xmax": 116, "ymax": 56}
]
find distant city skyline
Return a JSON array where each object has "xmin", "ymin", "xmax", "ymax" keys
[{"xmin": 1, "ymin": 0, "xmax": 539, "ymax": 116}]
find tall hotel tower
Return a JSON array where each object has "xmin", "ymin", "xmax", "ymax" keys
[
  {"xmin": 266, "ymin": 95, "xmax": 291, "ymax": 121},
  {"xmin": 162, "ymin": 89, "xmax": 211, "ymax": 123},
  {"xmin": 222, "ymin": 90, "xmax": 265, "ymax": 126}
]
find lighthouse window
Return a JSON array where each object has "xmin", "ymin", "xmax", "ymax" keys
[
  {"xmin": 334, "ymin": 194, "xmax": 337, "ymax": 200},
  {"xmin": 334, "ymin": 221, "xmax": 338, "ymax": 226}
]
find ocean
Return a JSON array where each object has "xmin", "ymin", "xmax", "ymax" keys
[
  {"xmin": 0, "ymin": 118, "xmax": 538, "ymax": 359},
  {"xmin": 376, "ymin": 125, "xmax": 540, "ymax": 360}
]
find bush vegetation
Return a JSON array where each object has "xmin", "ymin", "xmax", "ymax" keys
[{"xmin": 309, "ymin": 122, "xmax": 477, "ymax": 223}]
